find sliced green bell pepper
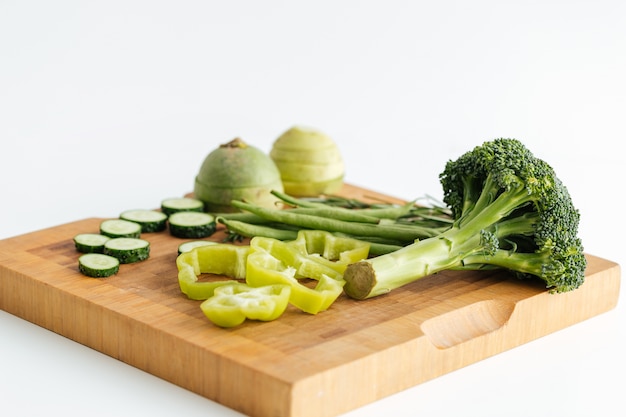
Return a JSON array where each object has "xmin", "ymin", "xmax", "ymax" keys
[
  {"xmin": 176, "ymin": 243, "xmax": 250, "ymax": 300},
  {"xmin": 200, "ymin": 283, "xmax": 291, "ymax": 328},
  {"xmin": 176, "ymin": 230, "xmax": 370, "ymax": 323},
  {"xmin": 292, "ymin": 229, "xmax": 371, "ymax": 269},
  {"xmin": 246, "ymin": 230, "xmax": 370, "ymax": 314}
]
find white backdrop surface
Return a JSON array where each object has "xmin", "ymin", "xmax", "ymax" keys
[{"xmin": 1, "ymin": 1, "xmax": 624, "ymax": 416}]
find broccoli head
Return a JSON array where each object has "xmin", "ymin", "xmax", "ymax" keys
[{"xmin": 343, "ymin": 138, "xmax": 586, "ymax": 299}]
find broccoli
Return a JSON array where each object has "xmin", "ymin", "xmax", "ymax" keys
[{"xmin": 343, "ymin": 138, "xmax": 586, "ymax": 299}]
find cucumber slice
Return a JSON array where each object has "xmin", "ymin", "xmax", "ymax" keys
[
  {"xmin": 100, "ymin": 219, "xmax": 142, "ymax": 238},
  {"xmin": 78, "ymin": 253, "xmax": 120, "ymax": 278},
  {"xmin": 177, "ymin": 240, "xmax": 218, "ymax": 255},
  {"xmin": 103, "ymin": 237, "xmax": 150, "ymax": 264},
  {"xmin": 161, "ymin": 197, "xmax": 204, "ymax": 216},
  {"xmin": 168, "ymin": 212, "xmax": 216, "ymax": 238},
  {"xmin": 120, "ymin": 209, "xmax": 168, "ymax": 233},
  {"xmin": 73, "ymin": 233, "xmax": 111, "ymax": 253}
]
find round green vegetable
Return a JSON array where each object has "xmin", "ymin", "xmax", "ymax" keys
[
  {"xmin": 194, "ymin": 138, "xmax": 284, "ymax": 212},
  {"xmin": 270, "ymin": 126, "xmax": 345, "ymax": 196},
  {"xmin": 161, "ymin": 197, "xmax": 204, "ymax": 216},
  {"xmin": 120, "ymin": 209, "xmax": 168, "ymax": 233},
  {"xmin": 78, "ymin": 253, "xmax": 120, "ymax": 278},
  {"xmin": 103, "ymin": 237, "xmax": 150, "ymax": 264},
  {"xmin": 73, "ymin": 233, "xmax": 111, "ymax": 253},
  {"xmin": 99, "ymin": 219, "xmax": 142, "ymax": 239},
  {"xmin": 168, "ymin": 211, "xmax": 217, "ymax": 238}
]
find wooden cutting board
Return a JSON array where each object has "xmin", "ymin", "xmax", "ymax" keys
[{"xmin": 0, "ymin": 184, "xmax": 620, "ymax": 417}]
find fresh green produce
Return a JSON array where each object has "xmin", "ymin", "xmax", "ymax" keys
[
  {"xmin": 103, "ymin": 237, "xmax": 150, "ymax": 264},
  {"xmin": 194, "ymin": 138, "xmax": 284, "ymax": 212},
  {"xmin": 246, "ymin": 231, "xmax": 369, "ymax": 314},
  {"xmin": 73, "ymin": 233, "xmax": 111, "ymax": 253},
  {"xmin": 217, "ymin": 191, "xmax": 452, "ymax": 255},
  {"xmin": 176, "ymin": 242, "xmax": 248, "ymax": 300},
  {"xmin": 168, "ymin": 211, "xmax": 217, "ymax": 238},
  {"xmin": 343, "ymin": 138, "xmax": 587, "ymax": 299},
  {"xmin": 175, "ymin": 230, "xmax": 370, "ymax": 325},
  {"xmin": 78, "ymin": 253, "xmax": 120, "ymax": 277},
  {"xmin": 200, "ymin": 283, "xmax": 291, "ymax": 328},
  {"xmin": 231, "ymin": 200, "xmax": 433, "ymax": 242},
  {"xmin": 177, "ymin": 240, "xmax": 218, "ymax": 255},
  {"xmin": 219, "ymin": 217, "xmax": 299, "ymax": 241},
  {"xmin": 270, "ymin": 190, "xmax": 420, "ymax": 220},
  {"xmin": 76, "ymin": 220, "xmax": 144, "ymax": 274},
  {"xmin": 161, "ymin": 197, "xmax": 204, "ymax": 216},
  {"xmin": 270, "ymin": 126, "xmax": 344, "ymax": 196},
  {"xmin": 120, "ymin": 209, "xmax": 168, "ymax": 233},
  {"xmin": 99, "ymin": 219, "xmax": 142, "ymax": 238}
]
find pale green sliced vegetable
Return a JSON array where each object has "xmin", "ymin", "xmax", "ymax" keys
[{"xmin": 270, "ymin": 126, "xmax": 344, "ymax": 196}]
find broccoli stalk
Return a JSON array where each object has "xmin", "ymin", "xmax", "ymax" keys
[{"xmin": 343, "ymin": 138, "xmax": 587, "ymax": 299}]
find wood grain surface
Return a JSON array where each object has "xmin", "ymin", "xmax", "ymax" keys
[{"xmin": 0, "ymin": 184, "xmax": 621, "ymax": 417}]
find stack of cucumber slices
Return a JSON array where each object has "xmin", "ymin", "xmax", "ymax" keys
[{"xmin": 74, "ymin": 197, "xmax": 217, "ymax": 278}]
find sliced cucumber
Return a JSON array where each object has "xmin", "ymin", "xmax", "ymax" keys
[
  {"xmin": 73, "ymin": 233, "xmax": 111, "ymax": 253},
  {"xmin": 161, "ymin": 197, "xmax": 204, "ymax": 216},
  {"xmin": 100, "ymin": 219, "xmax": 142, "ymax": 238},
  {"xmin": 168, "ymin": 212, "xmax": 216, "ymax": 238},
  {"xmin": 177, "ymin": 240, "xmax": 218, "ymax": 255},
  {"xmin": 78, "ymin": 253, "xmax": 120, "ymax": 278},
  {"xmin": 103, "ymin": 237, "xmax": 150, "ymax": 264},
  {"xmin": 120, "ymin": 209, "xmax": 168, "ymax": 233}
]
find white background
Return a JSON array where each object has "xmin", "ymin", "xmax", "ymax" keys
[{"xmin": 1, "ymin": 1, "xmax": 624, "ymax": 416}]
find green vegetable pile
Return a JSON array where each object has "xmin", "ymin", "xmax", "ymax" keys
[
  {"xmin": 176, "ymin": 229, "xmax": 370, "ymax": 327},
  {"xmin": 71, "ymin": 132, "xmax": 588, "ymax": 328},
  {"xmin": 72, "ymin": 198, "xmax": 212, "ymax": 278},
  {"xmin": 217, "ymin": 190, "xmax": 452, "ymax": 256},
  {"xmin": 211, "ymin": 137, "xmax": 586, "ymax": 314}
]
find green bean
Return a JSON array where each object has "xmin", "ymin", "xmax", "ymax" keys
[
  {"xmin": 271, "ymin": 190, "xmax": 416, "ymax": 220},
  {"xmin": 210, "ymin": 211, "xmax": 273, "ymax": 224},
  {"xmin": 329, "ymin": 232, "xmax": 408, "ymax": 247},
  {"xmin": 231, "ymin": 200, "xmax": 434, "ymax": 242},
  {"xmin": 366, "ymin": 242, "xmax": 403, "ymax": 256},
  {"xmin": 290, "ymin": 207, "xmax": 382, "ymax": 224},
  {"xmin": 219, "ymin": 217, "xmax": 401, "ymax": 256},
  {"xmin": 270, "ymin": 190, "xmax": 324, "ymax": 209},
  {"xmin": 328, "ymin": 232, "xmax": 404, "ymax": 255},
  {"xmin": 217, "ymin": 217, "xmax": 298, "ymax": 241}
]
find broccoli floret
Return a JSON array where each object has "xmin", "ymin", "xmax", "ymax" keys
[{"xmin": 343, "ymin": 138, "xmax": 586, "ymax": 299}]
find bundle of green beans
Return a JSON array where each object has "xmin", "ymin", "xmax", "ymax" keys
[{"xmin": 214, "ymin": 191, "xmax": 453, "ymax": 256}]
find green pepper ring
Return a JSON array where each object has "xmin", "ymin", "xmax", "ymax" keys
[
  {"xmin": 200, "ymin": 283, "xmax": 291, "ymax": 328},
  {"xmin": 175, "ymin": 230, "xmax": 370, "ymax": 323}
]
